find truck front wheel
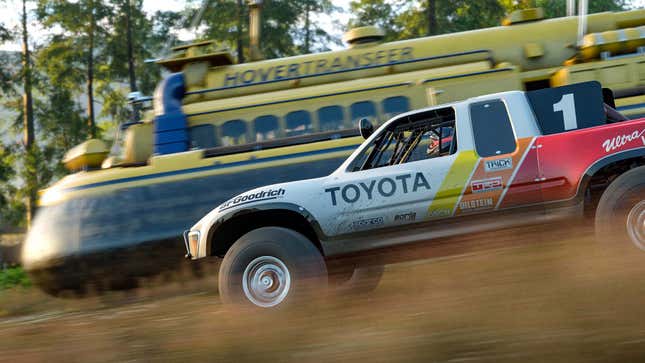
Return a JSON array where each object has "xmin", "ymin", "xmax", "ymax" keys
[
  {"xmin": 595, "ymin": 166, "xmax": 645, "ymax": 250},
  {"xmin": 218, "ymin": 227, "xmax": 327, "ymax": 308}
]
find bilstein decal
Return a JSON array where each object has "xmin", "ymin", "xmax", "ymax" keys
[
  {"xmin": 219, "ymin": 188, "xmax": 285, "ymax": 211},
  {"xmin": 459, "ymin": 198, "xmax": 493, "ymax": 211},
  {"xmin": 325, "ymin": 172, "xmax": 430, "ymax": 206}
]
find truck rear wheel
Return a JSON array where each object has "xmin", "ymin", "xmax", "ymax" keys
[
  {"xmin": 595, "ymin": 166, "xmax": 645, "ymax": 250},
  {"xmin": 218, "ymin": 227, "xmax": 327, "ymax": 308}
]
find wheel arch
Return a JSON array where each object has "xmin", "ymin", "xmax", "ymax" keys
[
  {"xmin": 206, "ymin": 203, "xmax": 326, "ymax": 258},
  {"xmin": 580, "ymin": 149, "xmax": 645, "ymax": 213}
]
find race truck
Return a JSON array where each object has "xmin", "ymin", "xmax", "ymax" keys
[{"xmin": 184, "ymin": 81, "xmax": 645, "ymax": 308}]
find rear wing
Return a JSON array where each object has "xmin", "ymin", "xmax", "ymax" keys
[{"xmin": 526, "ymin": 81, "xmax": 606, "ymax": 135}]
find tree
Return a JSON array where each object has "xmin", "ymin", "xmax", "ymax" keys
[
  {"xmin": 20, "ymin": 0, "xmax": 37, "ymax": 225},
  {"xmin": 199, "ymin": 0, "xmax": 339, "ymax": 60},
  {"xmin": 0, "ymin": 3, "xmax": 14, "ymax": 94},
  {"xmin": 36, "ymin": 0, "xmax": 113, "ymax": 139},
  {"xmin": 501, "ymin": 0, "xmax": 627, "ymax": 18},
  {"xmin": 296, "ymin": 0, "xmax": 340, "ymax": 54},
  {"xmin": 348, "ymin": 0, "xmax": 401, "ymax": 41},
  {"xmin": 102, "ymin": 3, "xmax": 180, "ymax": 96},
  {"xmin": 21, "ymin": 0, "xmax": 35, "ymax": 150}
]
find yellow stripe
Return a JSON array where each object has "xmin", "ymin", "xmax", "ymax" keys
[
  {"xmin": 40, "ymin": 137, "xmax": 362, "ymax": 206},
  {"xmin": 428, "ymin": 150, "xmax": 479, "ymax": 217}
]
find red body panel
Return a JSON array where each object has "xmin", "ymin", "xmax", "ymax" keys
[{"xmin": 536, "ymin": 118, "xmax": 645, "ymax": 203}]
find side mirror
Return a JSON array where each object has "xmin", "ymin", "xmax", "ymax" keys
[{"xmin": 358, "ymin": 118, "xmax": 374, "ymax": 139}]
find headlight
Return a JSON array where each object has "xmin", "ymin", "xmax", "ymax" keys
[{"xmin": 183, "ymin": 230, "xmax": 201, "ymax": 258}]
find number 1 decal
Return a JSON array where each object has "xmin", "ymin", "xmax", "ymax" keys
[{"xmin": 553, "ymin": 93, "xmax": 578, "ymax": 130}]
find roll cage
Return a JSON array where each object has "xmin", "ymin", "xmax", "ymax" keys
[{"xmin": 354, "ymin": 107, "xmax": 457, "ymax": 171}]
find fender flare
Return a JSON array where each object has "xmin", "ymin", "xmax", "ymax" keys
[
  {"xmin": 578, "ymin": 147, "xmax": 645, "ymax": 199},
  {"xmin": 205, "ymin": 202, "xmax": 329, "ymax": 256}
]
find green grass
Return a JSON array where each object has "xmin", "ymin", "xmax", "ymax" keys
[{"xmin": 0, "ymin": 267, "xmax": 31, "ymax": 290}]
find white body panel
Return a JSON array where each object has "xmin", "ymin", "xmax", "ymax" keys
[{"xmin": 189, "ymin": 90, "xmax": 543, "ymax": 259}]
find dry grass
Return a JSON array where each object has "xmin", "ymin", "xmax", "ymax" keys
[{"xmin": 2, "ymin": 225, "xmax": 645, "ymax": 362}]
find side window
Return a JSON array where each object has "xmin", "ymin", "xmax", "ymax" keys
[
  {"xmin": 350, "ymin": 107, "xmax": 457, "ymax": 171},
  {"xmin": 470, "ymin": 100, "xmax": 516, "ymax": 157},
  {"xmin": 254, "ymin": 115, "xmax": 280, "ymax": 142},
  {"xmin": 189, "ymin": 124, "xmax": 216, "ymax": 149},
  {"xmin": 350, "ymin": 101, "xmax": 377, "ymax": 125},
  {"xmin": 317, "ymin": 105, "xmax": 344, "ymax": 131},
  {"xmin": 382, "ymin": 96, "xmax": 410, "ymax": 120},
  {"xmin": 285, "ymin": 110, "xmax": 312, "ymax": 137},
  {"xmin": 221, "ymin": 119, "xmax": 248, "ymax": 146}
]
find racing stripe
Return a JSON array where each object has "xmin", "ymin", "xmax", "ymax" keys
[
  {"xmin": 428, "ymin": 150, "xmax": 479, "ymax": 218},
  {"xmin": 496, "ymin": 137, "xmax": 536, "ymax": 208},
  {"xmin": 453, "ymin": 137, "xmax": 533, "ymax": 216}
]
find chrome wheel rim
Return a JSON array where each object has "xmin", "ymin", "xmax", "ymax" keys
[
  {"xmin": 626, "ymin": 200, "xmax": 645, "ymax": 251},
  {"xmin": 242, "ymin": 256, "xmax": 291, "ymax": 307}
]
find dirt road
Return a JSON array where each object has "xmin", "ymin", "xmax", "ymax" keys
[{"xmin": 2, "ymin": 225, "xmax": 645, "ymax": 362}]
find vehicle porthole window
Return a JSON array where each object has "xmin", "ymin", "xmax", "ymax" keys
[
  {"xmin": 285, "ymin": 110, "xmax": 313, "ymax": 136},
  {"xmin": 382, "ymin": 96, "xmax": 410, "ymax": 120},
  {"xmin": 221, "ymin": 119, "xmax": 248, "ymax": 146},
  {"xmin": 254, "ymin": 115, "xmax": 280, "ymax": 142},
  {"xmin": 351, "ymin": 101, "xmax": 378, "ymax": 125},
  {"xmin": 318, "ymin": 105, "xmax": 345, "ymax": 131}
]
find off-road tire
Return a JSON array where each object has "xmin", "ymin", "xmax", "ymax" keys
[
  {"xmin": 595, "ymin": 166, "xmax": 645, "ymax": 250},
  {"xmin": 218, "ymin": 227, "xmax": 327, "ymax": 308}
]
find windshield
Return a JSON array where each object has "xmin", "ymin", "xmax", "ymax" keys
[{"xmin": 349, "ymin": 107, "xmax": 457, "ymax": 172}]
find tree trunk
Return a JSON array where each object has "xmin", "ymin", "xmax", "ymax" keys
[
  {"xmin": 304, "ymin": 2, "xmax": 311, "ymax": 53},
  {"xmin": 125, "ymin": 0, "xmax": 136, "ymax": 92},
  {"xmin": 125, "ymin": 0, "xmax": 139, "ymax": 121},
  {"xmin": 21, "ymin": 0, "xmax": 34, "ymax": 149},
  {"xmin": 21, "ymin": 0, "xmax": 36, "ymax": 226},
  {"xmin": 236, "ymin": 0, "xmax": 244, "ymax": 63},
  {"xmin": 427, "ymin": 0, "xmax": 437, "ymax": 36},
  {"xmin": 87, "ymin": 0, "xmax": 96, "ymax": 138}
]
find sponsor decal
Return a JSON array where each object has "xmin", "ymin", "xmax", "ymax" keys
[
  {"xmin": 223, "ymin": 47, "xmax": 414, "ymax": 87},
  {"xmin": 352, "ymin": 217, "xmax": 384, "ymax": 230},
  {"xmin": 459, "ymin": 198, "xmax": 493, "ymax": 211},
  {"xmin": 394, "ymin": 212, "xmax": 416, "ymax": 222},
  {"xmin": 429, "ymin": 208, "xmax": 452, "ymax": 218},
  {"xmin": 219, "ymin": 188, "xmax": 286, "ymax": 210},
  {"xmin": 471, "ymin": 177, "xmax": 503, "ymax": 194},
  {"xmin": 484, "ymin": 157, "xmax": 513, "ymax": 172},
  {"xmin": 325, "ymin": 172, "xmax": 431, "ymax": 206},
  {"xmin": 602, "ymin": 129, "xmax": 645, "ymax": 153}
]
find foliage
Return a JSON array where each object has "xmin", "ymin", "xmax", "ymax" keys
[
  {"xmin": 502, "ymin": 0, "xmax": 627, "ymax": 18},
  {"xmin": 0, "ymin": 267, "xmax": 31, "ymax": 290},
  {"xmin": 0, "ymin": 146, "xmax": 24, "ymax": 228},
  {"xmin": 199, "ymin": 0, "xmax": 338, "ymax": 60},
  {"xmin": 348, "ymin": 0, "xmax": 628, "ymax": 42}
]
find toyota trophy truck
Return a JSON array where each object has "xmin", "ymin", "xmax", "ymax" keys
[{"xmin": 184, "ymin": 81, "xmax": 645, "ymax": 308}]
